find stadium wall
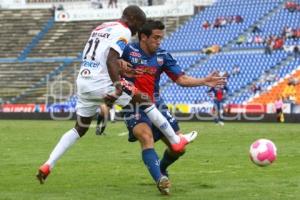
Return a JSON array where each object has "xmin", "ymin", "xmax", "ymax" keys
[{"xmin": 0, "ymin": 112, "xmax": 300, "ymax": 123}]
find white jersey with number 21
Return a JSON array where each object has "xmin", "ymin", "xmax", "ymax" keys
[{"xmin": 77, "ymin": 21, "xmax": 131, "ymax": 93}]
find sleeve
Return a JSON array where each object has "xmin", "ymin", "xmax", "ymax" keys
[
  {"xmin": 109, "ymin": 27, "xmax": 131, "ymax": 57},
  {"xmin": 121, "ymin": 45, "xmax": 130, "ymax": 62},
  {"xmin": 162, "ymin": 52, "xmax": 184, "ymax": 82}
]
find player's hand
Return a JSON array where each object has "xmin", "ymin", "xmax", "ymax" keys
[
  {"xmin": 104, "ymin": 85, "xmax": 122, "ymax": 107},
  {"xmin": 118, "ymin": 59, "xmax": 143, "ymax": 78},
  {"xmin": 104, "ymin": 93, "xmax": 118, "ymax": 108},
  {"xmin": 204, "ymin": 71, "xmax": 227, "ymax": 87}
]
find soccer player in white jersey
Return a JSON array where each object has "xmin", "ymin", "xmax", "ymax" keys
[{"xmin": 36, "ymin": 5, "xmax": 196, "ymax": 184}]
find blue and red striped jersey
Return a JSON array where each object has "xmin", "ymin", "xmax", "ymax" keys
[{"xmin": 122, "ymin": 43, "xmax": 184, "ymax": 102}]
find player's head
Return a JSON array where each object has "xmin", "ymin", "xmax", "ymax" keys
[
  {"xmin": 138, "ymin": 20, "xmax": 165, "ymax": 54},
  {"xmin": 121, "ymin": 5, "xmax": 146, "ymax": 36}
]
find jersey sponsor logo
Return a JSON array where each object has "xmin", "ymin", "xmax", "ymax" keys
[
  {"xmin": 129, "ymin": 51, "xmax": 141, "ymax": 57},
  {"xmin": 80, "ymin": 69, "xmax": 91, "ymax": 77},
  {"xmin": 56, "ymin": 11, "xmax": 70, "ymax": 21},
  {"xmin": 157, "ymin": 56, "xmax": 164, "ymax": 66},
  {"xmin": 131, "ymin": 57, "xmax": 139, "ymax": 64},
  {"xmin": 116, "ymin": 37, "xmax": 128, "ymax": 51},
  {"xmin": 82, "ymin": 60, "xmax": 100, "ymax": 68},
  {"xmin": 140, "ymin": 59, "xmax": 148, "ymax": 65},
  {"xmin": 136, "ymin": 66, "xmax": 157, "ymax": 75},
  {"xmin": 130, "ymin": 57, "xmax": 148, "ymax": 65},
  {"xmin": 91, "ymin": 32, "xmax": 110, "ymax": 38}
]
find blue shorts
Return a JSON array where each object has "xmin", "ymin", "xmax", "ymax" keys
[
  {"xmin": 123, "ymin": 104, "xmax": 180, "ymax": 142},
  {"xmin": 214, "ymin": 99, "xmax": 223, "ymax": 112}
]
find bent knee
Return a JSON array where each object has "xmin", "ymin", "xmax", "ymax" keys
[
  {"xmin": 135, "ymin": 129, "xmax": 154, "ymax": 143},
  {"xmin": 133, "ymin": 124, "xmax": 154, "ymax": 147}
]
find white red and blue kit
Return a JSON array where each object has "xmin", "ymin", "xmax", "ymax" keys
[{"xmin": 76, "ymin": 21, "xmax": 132, "ymax": 117}]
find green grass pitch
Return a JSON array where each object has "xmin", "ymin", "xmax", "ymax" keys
[{"xmin": 0, "ymin": 120, "xmax": 299, "ymax": 200}]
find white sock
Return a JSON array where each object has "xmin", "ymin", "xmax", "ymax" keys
[
  {"xmin": 144, "ymin": 104, "xmax": 180, "ymax": 144},
  {"xmin": 45, "ymin": 128, "xmax": 80, "ymax": 170},
  {"xmin": 110, "ymin": 108, "xmax": 115, "ymax": 121}
]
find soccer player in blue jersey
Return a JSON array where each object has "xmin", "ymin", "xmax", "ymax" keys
[
  {"xmin": 121, "ymin": 20, "xmax": 226, "ymax": 195},
  {"xmin": 208, "ymin": 81, "xmax": 229, "ymax": 126}
]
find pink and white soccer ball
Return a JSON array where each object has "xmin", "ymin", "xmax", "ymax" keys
[{"xmin": 249, "ymin": 139, "xmax": 277, "ymax": 166}]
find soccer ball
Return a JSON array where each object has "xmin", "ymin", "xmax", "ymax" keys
[{"xmin": 249, "ymin": 139, "xmax": 277, "ymax": 166}]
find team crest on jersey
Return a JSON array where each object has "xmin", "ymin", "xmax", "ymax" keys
[
  {"xmin": 116, "ymin": 37, "xmax": 128, "ymax": 51},
  {"xmin": 157, "ymin": 56, "xmax": 164, "ymax": 66}
]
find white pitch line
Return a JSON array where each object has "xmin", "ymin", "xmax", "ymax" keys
[{"xmin": 118, "ymin": 132, "xmax": 128, "ymax": 136}]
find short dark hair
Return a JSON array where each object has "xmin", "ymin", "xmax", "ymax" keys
[
  {"xmin": 138, "ymin": 20, "xmax": 165, "ymax": 40},
  {"xmin": 122, "ymin": 5, "xmax": 146, "ymax": 22}
]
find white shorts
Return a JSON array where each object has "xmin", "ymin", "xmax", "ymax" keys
[{"xmin": 76, "ymin": 86, "xmax": 131, "ymax": 117}]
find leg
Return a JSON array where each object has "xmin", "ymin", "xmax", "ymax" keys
[
  {"xmin": 160, "ymin": 136, "xmax": 185, "ymax": 177},
  {"xmin": 133, "ymin": 123, "xmax": 160, "ymax": 181},
  {"xmin": 36, "ymin": 115, "xmax": 93, "ymax": 184},
  {"xmin": 96, "ymin": 104, "xmax": 109, "ymax": 135},
  {"xmin": 119, "ymin": 80, "xmax": 197, "ymax": 152},
  {"xmin": 109, "ymin": 106, "xmax": 116, "ymax": 122},
  {"xmin": 130, "ymin": 92, "xmax": 192, "ymax": 152},
  {"xmin": 133, "ymin": 123, "xmax": 171, "ymax": 195},
  {"xmin": 217, "ymin": 101, "xmax": 224, "ymax": 125},
  {"xmin": 213, "ymin": 100, "xmax": 220, "ymax": 123}
]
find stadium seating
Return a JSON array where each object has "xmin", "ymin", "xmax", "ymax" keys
[
  {"xmin": 161, "ymin": 50, "xmax": 291, "ymax": 104},
  {"xmin": 0, "ymin": 62, "xmax": 63, "ymax": 103},
  {"xmin": 28, "ymin": 21, "xmax": 101, "ymax": 58},
  {"xmin": 0, "ymin": 9, "xmax": 53, "ymax": 58},
  {"xmin": 161, "ymin": 0, "xmax": 282, "ymax": 51},
  {"xmin": 249, "ymin": 62, "xmax": 300, "ymax": 104},
  {"xmin": 159, "ymin": 0, "xmax": 300, "ymax": 104},
  {"xmin": 233, "ymin": 4, "xmax": 300, "ymax": 49}
]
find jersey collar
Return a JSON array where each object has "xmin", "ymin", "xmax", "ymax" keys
[{"xmin": 117, "ymin": 20, "xmax": 129, "ymax": 28}]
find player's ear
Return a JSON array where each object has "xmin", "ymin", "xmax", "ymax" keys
[{"xmin": 140, "ymin": 33, "xmax": 147, "ymax": 41}]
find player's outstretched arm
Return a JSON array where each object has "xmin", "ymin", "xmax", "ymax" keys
[{"xmin": 175, "ymin": 71, "xmax": 226, "ymax": 88}]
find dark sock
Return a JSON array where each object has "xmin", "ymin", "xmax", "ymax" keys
[
  {"xmin": 97, "ymin": 113, "xmax": 104, "ymax": 125},
  {"xmin": 160, "ymin": 149, "xmax": 182, "ymax": 176},
  {"xmin": 96, "ymin": 113, "xmax": 106, "ymax": 135}
]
